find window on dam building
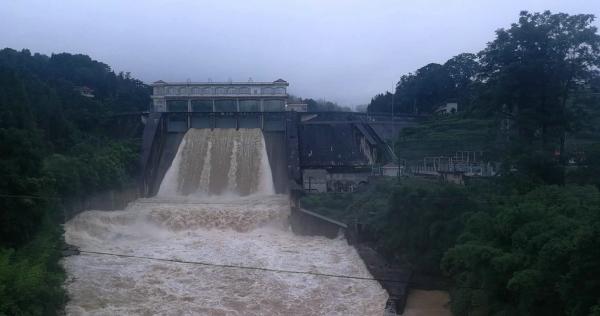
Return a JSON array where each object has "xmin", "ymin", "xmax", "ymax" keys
[
  {"xmin": 214, "ymin": 99, "xmax": 237, "ymax": 112},
  {"xmin": 167, "ymin": 100, "xmax": 188, "ymax": 112},
  {"xmin": 239, "ymin": 99, "xmax": 260, "ymax": 112},
  {"xmin": 167, "ymin": 99, "xmax": 287, "ymax": 112},
  {"xmin": 263, "ymin": 99, "xmax": 285, "ymax": 111},
  {"xmin": 191, "ymin": 100, "xmax": 213, "ymax": 112}
]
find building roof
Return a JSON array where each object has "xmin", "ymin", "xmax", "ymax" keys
[{"xmin": 151, "ymin": 79, "xmax": 288, "ymax": 86}]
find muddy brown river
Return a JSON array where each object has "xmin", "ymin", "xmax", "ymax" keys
[{"xmin": 63, "ymin": 129, "xmax": 387, "ymax": 315}]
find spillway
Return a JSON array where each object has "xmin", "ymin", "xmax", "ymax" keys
[{"xmin": 63, "ymin": 128, "xmax": 387, "ymax": 315}]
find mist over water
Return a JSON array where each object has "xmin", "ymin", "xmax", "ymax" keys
[{"xmin": 63, "ymin": 128, "xmax": 387, "ymax": 315}]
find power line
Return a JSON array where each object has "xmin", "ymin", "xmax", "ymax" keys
[
  {"xmin": 79, "ymin": 250, "xmax": 488, "ymax": 290},
  {"xmin": 135, "ymin": 200, "xmax": 253, "ymax": 205},
  {"xmin": 79, "ymin": 250, "xmax": 405, "ymax": 284},
  {"xmin": 0, "ymin": 193, "xmax": 61, "ymax": 200}
]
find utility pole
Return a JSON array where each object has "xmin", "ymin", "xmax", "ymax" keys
[
  {"xmin": 391, "ymin": 82, "xmax": 395, "ymax": 120},
  {"xmin": 391, "ymin": 81, "xmax": 397, "ymax": 162}
]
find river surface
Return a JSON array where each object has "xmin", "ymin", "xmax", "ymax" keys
[
  {"xmin": 63, "ymin": 129, "xmax": 387, "ymax": 315},
  {"xmin": 403, "ymin": 290, "xmax": 452, "ymax": 316}
]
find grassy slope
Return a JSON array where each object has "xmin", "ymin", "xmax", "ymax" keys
[{"xmin": 395, "ymin": 115, "xmax": 497, "ymax": 162}]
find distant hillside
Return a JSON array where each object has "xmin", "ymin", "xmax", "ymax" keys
[{"xmin": 0, "ymin": 48, "xmax": 150, "ymax": 141}]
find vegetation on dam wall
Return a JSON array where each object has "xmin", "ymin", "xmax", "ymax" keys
[{"xmin": 0, "ymin": 48, "xmax": 149, "ymax": 314}]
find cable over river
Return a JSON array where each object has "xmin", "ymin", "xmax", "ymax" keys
[{"xmin": 63, "ymin": 128, "xmax": 387, "ymax": 315}]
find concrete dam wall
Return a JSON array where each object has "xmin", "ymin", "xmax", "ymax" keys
[
  {"xmin": 140, "ymin": 111, "xmax": 418, "ymax": 196},
  {"xmin": 145, "ymin": 129, "xmax": 289, "ymax": 196},
  {"xmin": 158, "ymin": 129, "xmax": 275, "ymax": 197}
]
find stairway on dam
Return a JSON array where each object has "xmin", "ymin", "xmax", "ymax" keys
[{"xmin": 63, "ymin": 128, "xmax": 388, "ymax": 315}]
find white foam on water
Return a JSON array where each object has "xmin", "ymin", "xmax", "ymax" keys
[
  {"xmin": 226, "ymin": 138, "xmax": 240, "ymax": 193},
  {"xmin": 198, "ymin": 139, "xmax": 213, "ymax": 196},
  {"xmin": 257, "ymin": 131, "xmax": 276, "ymax": 196},
  {"xmin": 157, "ymin": 138, "xmax": 186, "ymax": 197},
  {"xmin": 63, "ymin": 128, "xmax": 387, "ymax": 315}
]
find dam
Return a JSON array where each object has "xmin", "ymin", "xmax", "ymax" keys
[
  {"xmin": 140, "ymin": 80, "xmax": 419, "ymax": 197},
  {"xmin": 63, "ymin": 128, "xmax": 388, "ymax": 315}
]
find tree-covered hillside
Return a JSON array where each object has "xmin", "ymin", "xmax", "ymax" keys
[
  {"xmin": 0, "ymin": 48, "xmax": 150, "ymax": 315},
  {"xmin": 368, "ymin": 53, "xmax": 478, "ymax": 114},
  {"xmin": 304, "ymin": 11, "xmax": 600, "ymax": 316}
]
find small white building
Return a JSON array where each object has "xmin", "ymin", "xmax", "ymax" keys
[
  {"xmin": 302, "ymin": 169, "xmax": 328, "ymax": 193},
  {"xmin": 150, "ymin": 79, "xmax": 289, "ymax": 112},
  {"xmin": 382, "ymin": 163, "xmax": 400, "ymax": 177},
  {"xmin": 75, "ymin": 86, "xmax": 95, "ymax": 98},
  {"xmin": 435, "ymin": 102, "xmax": 458, "ymax": 115},
  {"xmin": 302, "ymin": 169, "xmax": 370, "ymax": 193},
  {"xmin": 286, "ymin": 103, "xmax": 308, "ymax": 112}
]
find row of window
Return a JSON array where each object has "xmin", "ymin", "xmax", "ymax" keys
[
  {"xmin": 156, "ymin": 86, "xmax": 286, "ymax": 96},
  {"xmin": 166, "ymin": 99, "xmax": 285, "ymax": 112}
]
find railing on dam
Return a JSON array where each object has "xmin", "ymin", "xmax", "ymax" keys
[
  {"xmin": 164, "ymin": 111, "xmax": 287, "ymax": 132},
  {"xmin": 161, "ymin": 111, "xmax": 423, "ymax": 132}
]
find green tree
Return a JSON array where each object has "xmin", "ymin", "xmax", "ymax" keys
[
  {"xmin": 478, "ymin": 11, "xmax": 600, "ymax": 153},
  {"xmin": 394, "ymin": 63, "xmax": 454, "ymax": 114},
  {"xmin": 368, "ymin": 54, "xmax": 480, "ymax": 114},
  {"xmin": 442, "ymin": 185, "xmax": 600, "ymax": 316},
  {"xmin": 443, "ymin": 53, "xmax": 480, "ymax": 109},
  {"xmin": 383, "ymin": 183, "xmax": 477, "ymax": 274},
  {"xmin": 367, "ymin": 92, "xmax": 393, "ymax": 113},
  {"xmin": 567, "ymin": 143, "xmax": 600, "ymax": 189}
]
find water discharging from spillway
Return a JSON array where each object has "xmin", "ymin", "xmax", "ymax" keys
[{"xmin": 63, "ymin": 128, "xmax": 387, "ymax": 315}]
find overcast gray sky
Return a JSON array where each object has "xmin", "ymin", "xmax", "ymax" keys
[{"xmin": 1, "ymin": 0, "xmax": 599, "ymax": 107}]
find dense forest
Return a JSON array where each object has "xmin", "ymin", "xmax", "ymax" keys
[
  {"xmin": 0, "ymin": 48, "xmax": 150, "ymax": 314},
  {"xmin": 303, "ymin": 11, "xmax": 600, "ymax": 316}
]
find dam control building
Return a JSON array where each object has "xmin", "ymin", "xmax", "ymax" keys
[{"xmin": 151, "ymin": 79, "xmax": 289, "ymax": 113}]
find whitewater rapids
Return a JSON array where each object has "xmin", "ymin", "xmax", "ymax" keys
[{"xmin": 63, "ymin": 128, "xmax": 388, "ymax": 315}]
